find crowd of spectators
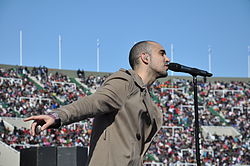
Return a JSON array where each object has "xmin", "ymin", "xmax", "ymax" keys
[
  {"xmin": 80, "ymin": 75, "xmax": 107, "ymax": 90},
  {"xmin": 0, "ymin": 120, "xmax": 92, "ymax": 149},
  {"xmin": 77, "ymin": 69, "xmax": 85, "ymax": 80},
  {"xmin": 30, "ymin": 66, "xmax": 87, "ymax": 105},
  {"xmin": 0, "ymin": 66, "xmax": 250, "ymax": 165},
  {"xmin": 77, "ymin": 68, "xmax": 108, "ymax": 90},
  {"xmin": 145, "ymin": 79, "xmax": 250, "ymax": 165},
  {"xmin": 0, "ymin": 67, "xmax": 58, "ymax": 117}
]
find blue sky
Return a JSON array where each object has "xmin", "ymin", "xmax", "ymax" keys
[{"xmin": 0, "ymin": 0, "xmax": 250, "ymax": 77}]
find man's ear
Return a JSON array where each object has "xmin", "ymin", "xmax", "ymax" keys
[{"xmin": 141, "ymin": 53, "xmax": 149, "ymax": 64}]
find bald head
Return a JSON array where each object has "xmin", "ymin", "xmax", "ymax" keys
[{"xmin": 129, "ymin": 41, "xmax": 156, "ymax": 69}]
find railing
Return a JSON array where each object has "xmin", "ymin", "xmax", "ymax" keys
[
  {"xmin": 173, "ymin": 163, "xmax": 197, "ymax": 166},
  {"xmin": 161, "ymin": 126, "xmax": 184, "ymax": 136},
  {"xmin": 181, "ymin": 148, "xmax": 214, "ymax": 157},
  {"xmin": 160, "ymin": 87, "xmax": 185, "ymax": 94},
  {"xmin": 144, "ymin": 162, "xmax": 164, "ymax": 166},
  {"xmin": 19, "ymin": 96, "xmax": 52, "ymax": 105},
  {"xmin": 51, "ymin": 81, "xmax": 76, "ymax": 91},
  {"xmin": 180, "ymin": 104, "xmax": 205, "ymax": 112},
  {"xmin": 210, "ymin": 89, "xmax": 243, "ymax": 97},
  {"xmin": 0, "ymin": 77, "xmax": 22, "ymax": 84}
]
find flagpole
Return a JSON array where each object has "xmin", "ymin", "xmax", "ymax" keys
[
  {"xmin": 170, "ymin": 43, "xmax": 174, "ymax": 97},
  {"xmin": 20, "ymin": 30, "xmax": 23, "ymax": 66},
  {"xmin": 97, "ymin": 39, "xmax": 100, "ymax": 72},
  {"xmin": 248, "ymin": 46, "xmax": 250, "ymax": 78},
  {"xmin": 59, "ymin": 35, "xmax": 62, "ymax": 69},
  {"xmin": 170, "ymin": 43, "xmax": 174, "ymax": 76},
  {"xmin": 208, "ymin": 45, "xmax": 212, "ymax": 73}
]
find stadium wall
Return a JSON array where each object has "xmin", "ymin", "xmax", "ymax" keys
[{"xmin": 0, "ymin": 141, "xmax": 20, "ymax": 166}]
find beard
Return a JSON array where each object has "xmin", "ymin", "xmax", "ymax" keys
[{"xmin": 156, "ymin": 70, "xmax": 168, "ymax": 79}]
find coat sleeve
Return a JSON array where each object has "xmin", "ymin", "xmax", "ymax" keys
[{"xmin": 53, "ymin": 74, "xmax": 132, "ymax": 126}]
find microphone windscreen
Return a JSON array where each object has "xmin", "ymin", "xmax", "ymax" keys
[{"xmin": 168, "ymin": 63, "xmax": 181, "ymax": 72}]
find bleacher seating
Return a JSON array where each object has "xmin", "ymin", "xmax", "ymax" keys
[{"xmin": 0, "ymin": 65, "xmax": 249, "ymax": 166}]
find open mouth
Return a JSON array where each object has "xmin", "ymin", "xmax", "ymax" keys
[{"xmin": 164, "ymin": 65, "xmax": 169, "ymax": 70}]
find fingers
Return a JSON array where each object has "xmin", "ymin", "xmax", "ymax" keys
[
  {"xmin": 23, "ymin": 115, "xmax": 43, "ymax": 122},
  {"xmin": 24, "ymin": 115, "xmax": 55, "ymax": 136},
  {"xmin": 41, "ymin": 118, "xmax": 54, "ymax": 131},
  {"xmin": 23, "ymin": 116, "xmax": 34, "ymax": 122},
  {"xmin": 31, "ymin": 121, "xmax": 38, "ymax": 136}
]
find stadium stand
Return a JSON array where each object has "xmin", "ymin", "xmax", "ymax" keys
[{"xmin": 0, "ymin": 64, "xmax": 249, "ymax": 166}]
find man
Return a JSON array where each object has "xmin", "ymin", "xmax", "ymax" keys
[{"xmin": 24, "ymin": 41, "xmax": 170, "ymax": 166}]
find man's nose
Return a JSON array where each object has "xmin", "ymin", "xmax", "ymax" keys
[{"xmin": 165, "ymin": 55, "xmax": 170, "ymax": 62}]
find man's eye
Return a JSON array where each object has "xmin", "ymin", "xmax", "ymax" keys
[{"xmin": 160, "ymin": 50, "xmax": 166, "ymax": 56}]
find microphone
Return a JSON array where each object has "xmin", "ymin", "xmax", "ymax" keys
[{"xmin": 168, "ymin": 63, "xmax": 212, "ymax": 77}]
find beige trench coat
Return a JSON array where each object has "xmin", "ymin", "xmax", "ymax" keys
[{"xmin": 54, "ymin": 69, "xmax": 163, "ymax": 166}]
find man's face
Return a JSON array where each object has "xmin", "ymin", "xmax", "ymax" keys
[{"xmin": 148, "ymin": 42, "xmax": 170, "ymax": 78}]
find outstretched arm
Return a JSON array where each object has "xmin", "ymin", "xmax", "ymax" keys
[
  {"xmin": 24, "ymin": 71, "xmax": 132, "ymax": 134},
  {"xmin": 53, "ymin": 75, "xmax": 131, "ymax": 126}
]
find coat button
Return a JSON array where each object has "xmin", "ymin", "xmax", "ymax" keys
[{"xmin": 136, "ymin": 133, "xmax": 141, "ymax": 140}]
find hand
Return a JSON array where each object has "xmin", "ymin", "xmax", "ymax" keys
[{"xmin": 23, "ymin": 115, "xmax": 55, "ymax": 136}]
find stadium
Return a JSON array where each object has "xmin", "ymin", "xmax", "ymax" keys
[
  {"xmin": 1, "ymin": 0, "xmax": 250, "ymax": 166},
  {"xmin": 0, "ymin": 64, "xmax": 249, "ymax": 166}
]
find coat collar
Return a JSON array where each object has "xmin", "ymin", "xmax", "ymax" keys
[{"xmin": 119, "ymin": 68, "xmax": 146, "ymax": 90}]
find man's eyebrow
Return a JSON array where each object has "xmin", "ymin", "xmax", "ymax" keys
[{"xmin": 159, "ymin": 50, "xmax": 166, "ymax": 54}]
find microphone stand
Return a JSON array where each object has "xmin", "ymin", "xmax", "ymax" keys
[
  {"xmin": 168, "ymin": 62, "xmax": 213, "ymax": 166},
  {"xmin": 192, "ymin": 75, "xmax": 201, "ymax": 166}
]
